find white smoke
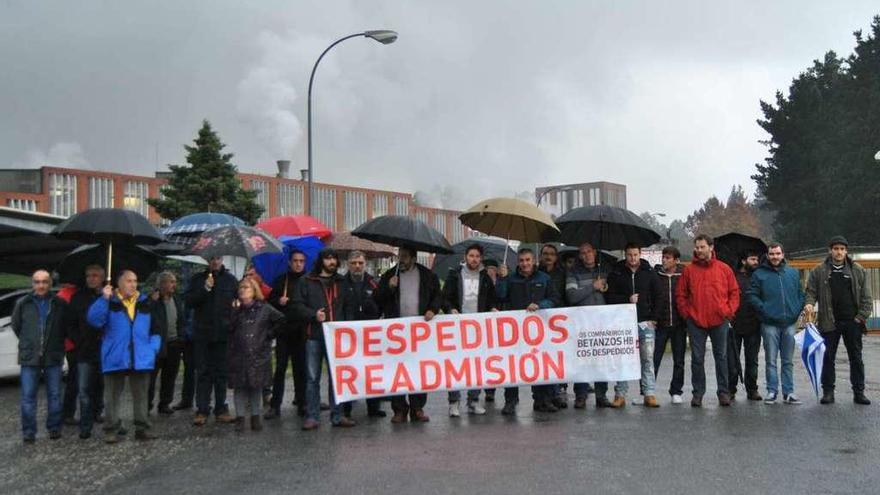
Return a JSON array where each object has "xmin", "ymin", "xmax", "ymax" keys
[
  {"xmin": 19, "ymin": 142, "xmax": 91, "ymax": 169},
  {"xmin": 236, "ymin": 31, "xmax": 304, "ymax": 160}
]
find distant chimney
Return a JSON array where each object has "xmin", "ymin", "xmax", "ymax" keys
[
  {"xmin": 300, "ymin": 169, "xmax": 309, "ymax": 181},
  {"xmin": 276, "ymin": 160, "xmax": 291, "ymax": 179}
]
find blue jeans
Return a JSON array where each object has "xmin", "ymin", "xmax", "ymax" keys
[
  {"xmin": 687, "ymin": 320, "xmax": 729, "ymax": 396},
  {"xmin": 76, "ymin": 362, "xmax": 100, "ymax": 434},
  {"xmin": 637, "ymin": 323, "xmax": 656, "ymax": 396},
  {"xmin": 762, "ymin": 323, "xmax": 796, "ymax": 396},
  {"xmin": 20, "ymin": 365, "xmax": 63, "ymax": 438},
  {"xmin": 306, "ymin": 339, "xmax": 342, "ymax": 424}
]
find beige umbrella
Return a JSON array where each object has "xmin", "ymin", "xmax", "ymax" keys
[
  {"xmin": 327, "ymin": 231, "xmax": 396, "ymax": 259},
  {"xmin": 459, "ymin": 197, "xmax": 560, "ymax": 264}
]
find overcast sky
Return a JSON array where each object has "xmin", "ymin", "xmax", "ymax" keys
[{"xmin": 1, "ymin": 1, "xmax": 877, "ymax": 219}]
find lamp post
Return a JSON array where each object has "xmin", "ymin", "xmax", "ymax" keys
[{"xmin": 306, "ymin": 30, "xmax": 398, "ymax": 216}]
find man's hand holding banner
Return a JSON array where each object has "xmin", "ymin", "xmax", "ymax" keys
[{"xmin": 323, "ymin": 304, "xmax": 641, "ymax": 403}]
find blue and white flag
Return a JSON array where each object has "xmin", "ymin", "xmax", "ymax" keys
[{"xmin": 794, "ymin": 323, "xmax": 826, "ymax": 398}]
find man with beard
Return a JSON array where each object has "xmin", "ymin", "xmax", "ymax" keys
[
  {"xmin": 728, "ymin": 250, "xmax": 763, "ymax": 402},
  {"xmin": 442, "ymin": 243, "xmax": 496, "ymax": 417},
  {"xmin": 654, "ymin": 247, "xmax": 687, "ymax": 404},
  {"xmin": 342, "ymin": 250, "xmax": 386, "ymax": 419},
  {"xmin": 374, "ymin": 246, "xmax": 442, "ymax": 423},
  {"xmin": 293, "ymin": 249, "xmax": 357, "ymax": 430},
  {"xmin": 265, "ymin": 249, "xmax": 308, "ymax": 419}
]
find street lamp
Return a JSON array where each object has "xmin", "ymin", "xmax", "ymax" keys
[{"xmin": 306, "ymin": 30, "xmax": 398, "ymax": 216}]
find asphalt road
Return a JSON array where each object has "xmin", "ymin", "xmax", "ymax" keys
[{"xmin": 1, "ymin": 338, "xmax": 878, "ymax": 495}]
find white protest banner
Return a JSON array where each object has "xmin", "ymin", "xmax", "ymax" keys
[{"xmin": 322, "ymin": 304, "xmax": 640, "ymax": 403}]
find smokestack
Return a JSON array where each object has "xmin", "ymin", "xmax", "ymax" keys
[
  {"xmin": 300, "ymin": 169, "xmax": 309, "ymax": 181},
  {"xmin": 276, "ymin": 160, "xmax": 291, "ymax": 179}
]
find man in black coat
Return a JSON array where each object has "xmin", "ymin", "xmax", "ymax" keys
[
  {"xmin": 186, "ymin": 256, "xmax": 238, "ymax": 426},
  {"xmin": 341, "ymin": 250, "xmax": 386, "ymax": 419},
  {"xmin": 654, "ymin": 246, "xmax": 687, "ymax": 404},
  {"xmin": 728, "ymin": 251, "xmax": 763, "ymax": 401},
  {"xmin": 65, "ymin": 264, "xmax": 107, "ymax": 438},
  {"xmin": 374, "ymin": 246, "xmax": 442, "ymax": 424},
  {"xmin": 293, "ymin": 249, "xmax": 357, "ymax": 430},
  {"xmin": 442, "ymin": 243, "xmax": 497, "ymax": 417},
  {"xmin": 606, "ymin": 244, "xmax": 662, "ymax": 408},
  {"xmin": 265, "ymin": 249, "xmax": 308, "ymax": 419}
]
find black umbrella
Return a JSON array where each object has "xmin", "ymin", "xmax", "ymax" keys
[
  {"xmin": 0, "ymin": 224, "xmax": 81, "ymax": 275},
  {"xmin": 351, "ymin": 215, "xmax": 453, "ymax": 254},
  {"xmin": 431, "ymin": 238, "xmax": 517, "ymax": 276},
  {"xmin": 558, "ymin": 245, "xmax": 619, "ymax": 266},
  {"xmin": 57, "ymin": 244, "xmax": 160, "ymax": 285},
  {"xmin": 555, "ymin": 205, "xmax": 661, "ymax": 250},
  {"xmin": 52, "ymin": 208, "xmax": 164, "ymax": 283},
  {"xmin": 187, "ymin": 225, "xmax": 284, "ymax": 260},
  {"xmin": 714, "ymin": 232, "xmax": 767, "ymax": 271}
]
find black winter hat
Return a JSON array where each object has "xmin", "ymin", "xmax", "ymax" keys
[{"xmin": 828, "ymin": 235, "xmax": 848, "ymax": 248}]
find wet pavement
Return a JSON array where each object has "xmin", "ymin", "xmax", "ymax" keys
[{"xmin": 1, "ymin": 337, "xmax": 878, "ymax": 494}]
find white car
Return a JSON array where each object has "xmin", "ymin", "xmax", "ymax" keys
[{"xmin": 0, "ymin": 289, "xmax": 67, "ymax": 379}]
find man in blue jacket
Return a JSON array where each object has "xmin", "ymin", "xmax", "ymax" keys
[
  {"xmin": 88, "ymin": 270, "xmax": 161, "ymax": 443},
  {"xmin": 496, "ymin": 248, "xmax": 560, "ymax": 416},
  {"xmin": 747, "ymin": 243, "xmax": 805, "ymax": 405}
]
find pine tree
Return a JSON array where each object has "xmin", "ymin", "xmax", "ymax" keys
[{"xmin": 148, "ymin": 120, "xmax": 263, "ymax": 224}]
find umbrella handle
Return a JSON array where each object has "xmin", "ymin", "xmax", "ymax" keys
[
  {"xmin": 502, "ymin": 235, "xmax": 510, "ymax": 266},
  {"xmin": 106, "ymin": 242, "xmax": 113, "ymax": 284}
]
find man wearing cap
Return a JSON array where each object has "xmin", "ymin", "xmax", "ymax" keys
[
  {"xmin": 805, "ymin": 236, "xmax": 873, "ymax": 405},
  {"xmin": 728, "ymin": 250, "xmax": 763, "ymax": 402}
]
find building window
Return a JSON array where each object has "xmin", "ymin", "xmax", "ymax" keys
[
  {"xmin": 6, "ymin": 198, "xmax": 38, "ymax": 212},
  {"xmin": 433, "ymin": 213, "xmax": 446, "ymax": 235},
  {"xmin": 48, "ymin": 173, "xmax": 77, "ymax": 217},
  {"xmin": 415, "ymin": 209, "xmax": 429, "ymax": 224},
  {"xmin": 589, "ymin": 188, "xmax": 600, "ymax": 206},
  {"xmin": 88, "ymin": 177, "xmax": 115, "ymax": 209},
  {"xmin": 313, "ymin": 186, "xmax": 336, "ymax": 231},
  {"xmin": 277, "ymin": 183, "xmax": 304, "ymax": 216},
  {"xmin": 344, "ymin": 191, "xmax": 367, "ymax": 231},
  {"xmin": 249, "ymin": 180, "xmax": 269, "ymax": 220},
  {"xmin": 549, "ymin": 191, "xmax": 558, "ymax": 206},
  {"xmin": 372, "ymin": 194, "xmax": 388, "ymax": 218},
  {"xmin": 394, "ymin": 196, "xmax": 408, "ymax": 216},
  {"xmin": 123, "ymin": 181, "xmax": 148, "ymax": 216}
]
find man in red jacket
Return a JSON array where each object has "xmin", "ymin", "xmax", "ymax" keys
[{"xmin": 675, "ymin": 234, "xmax": 740, "ymax": 408}]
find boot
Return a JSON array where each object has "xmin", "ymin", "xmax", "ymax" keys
[
  {"xmin": 854, "ymin": 392, "xmax": 871, "ymax": 405},
  {"xmin": 820, "ymin": 391, "xmax": 835, "ymax": 404},
  {"xmin": 333, "ymin": 417, "xmax": 357, "ymax": 427},
  {"xmin": 644, "ymin": 395, "xmax": 660, "ymax": 408},
  {"xmin": 264, "ymin": 407, "xmax": 280, "ymax": 420},
  {"xmin": 574, "ymin": 397, "xmax": 587, "ymax": 409},
  {"xmin": 610, "ymin": 395, "xmax": 626, "ymax": 408},
  {"xmin": 718, "ymin": 393, "xmax": 732, "ymax": 407},
  {"xmin": 391, "ymin": 409, "xmax": 409, "ymax": 424},
  {"xmin": 235, "ymin": 416, "xmax": 246, "ymax": 433},
  {"xmin": 410, "ymin": 409, "xmax": 430, "ymax": 423},
  {"xmin": 251, "ymin": 415, "xmax": 263, "ymax": 431},
  {"xmin": 595, "ymin": 396, "xmax": 612, "ymax": 408},
  {"xmin": 691, "ymin": 395, "xmax": 703, "ymax": 408}
]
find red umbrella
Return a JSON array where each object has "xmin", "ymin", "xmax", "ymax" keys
[{"xmin": 255, "ymin": 215, "xmax": 332, "ymax": 239}]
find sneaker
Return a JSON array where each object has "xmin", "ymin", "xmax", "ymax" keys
[
  {"xmin": 448, "ymin": 402, "xmax": 461, "ymax": 418},
  {"xmin": 820, "ymin": 391, "xmax": 835, "ymax": 404},
  {"xmin": 644, "ymin": 395, "xmax": 660, "ymax": 408},
  {"xmin": 783, "ymin": 394, "xmax": 802, "ymax": 405},
  {"xmin": 501, "ymin": 401, "xmax": 517, "ymax": 416},
  {"xmin": 631, "ymin": 396, "xmax": 645, "ymax": 406},
  {"xmin": 467, "ymin": 402, "xmax": 486, "ymax": 415},
  {"xmin": 764, "ymin": 393, "xmax": 778, "ymax": 404},
  {"xmin": 671, "ymin": 394, "xmax": 683, "ymax": 404},
  {"xmin": 854, "ymin": 393, "xmax": 871, "ymax": 405}
]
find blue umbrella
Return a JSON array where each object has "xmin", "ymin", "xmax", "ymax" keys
[
  {"xmin": 252, "ymin": 235, "xmax": 324, "ymax": 285},
  {"xmin": 161, "ymin": 212, "xmax": 246, "ymax": 237}
]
